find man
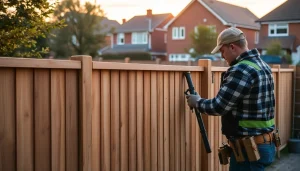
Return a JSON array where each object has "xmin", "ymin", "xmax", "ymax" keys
[{"xmin": 186, "ymin": 27, "xmax": 276, "ymax": 171}]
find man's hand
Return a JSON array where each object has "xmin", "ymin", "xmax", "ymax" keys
[{"xmin": 186, "ymin": 94, "xmax": 201, "ymax": 108}]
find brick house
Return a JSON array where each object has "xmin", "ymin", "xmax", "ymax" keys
[
  {"xmin": 256, "ymin": 0, "xmax": 300, "ymax": 65},
  {"xmin": 164, "ymin": 0, "xmax": 260, "ymax": 61},
  {"xmin": 101, "ymin": 10, "xmax": 173, "ymax": 60}
]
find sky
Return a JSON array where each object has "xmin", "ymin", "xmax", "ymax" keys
[{"xmin": 90, "ymin": 0, "xmax": 287, "ymax": 23}]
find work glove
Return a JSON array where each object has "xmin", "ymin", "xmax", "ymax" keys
[{"xmin": 186, "ymin": 93, "xmax": 201, "ymax": 109}]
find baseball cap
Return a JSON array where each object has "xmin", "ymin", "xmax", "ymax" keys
[{"xmin": 211, "ymin": 27, "xmax": 245, "ymax": 54}]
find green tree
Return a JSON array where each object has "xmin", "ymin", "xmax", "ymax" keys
[
  {"xmin": 188, "ymin": 25, "xmax": 217, "ymax": 57},
  {"xmin": 266, "ymin": 40, "xmax": 292, "ymax": 64},
  {"xmin": 0, "ymin": 0, "xmax": 64, "ymax": 58},
  {"xmin": 50, "ymin": 0, "xmax": 106, "ymax": 58}
]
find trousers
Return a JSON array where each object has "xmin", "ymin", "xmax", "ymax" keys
[{"xmin": 229, "ymin": 142, "xmax": 276, "ymax": 171}]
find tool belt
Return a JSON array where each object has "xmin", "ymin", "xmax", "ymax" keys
[{"xmin": 218, "ymin": 131, "xmax": 281, "ymax": 165}]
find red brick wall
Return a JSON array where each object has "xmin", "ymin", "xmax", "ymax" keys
[
  {"xmin": 167, "ymin": 1, "xmax": 258, "ymax": 58},
  {"xmin": 238, "ymin": 27, "xmax": 257, "ymax": 50},
  {"xmin": 151, "ymin": 30, "xmax": 166, "ymax": 52},
  {"xmin": 289, "ymin": 23, "xmax": 300, "ymax": 51}
]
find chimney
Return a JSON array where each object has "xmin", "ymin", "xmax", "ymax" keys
[
  {"xmin": 122, "ymin": 18, "xmax": 126, "ymax": 24},
  {"xmin": 147, "ymin": 9, "xmax": 152, "ymax": 18}
]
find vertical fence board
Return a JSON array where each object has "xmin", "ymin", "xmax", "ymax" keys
[
  {"xmin": 92, "ymin": 70, "xmax": 101, "ymax": 171},
  {"xmin": 120, "ymin": 71, "xmax": 129, "ymax": 171},
  {"xmin": 174, "ymin": 72, "xmax": 181, "ymax": 171},
  {"xmin": 190, "ymin": 72, "xmax": 197, "ymax": 171},
  {"xmin": 195, "ymin": 72, "xmax": 201, "ymax": 171},
  {"xmin": 169, "ymin": 72, "xmax": 175, "ymax": 171},
  {"xmin": 65, "ymin": 70, "xmax": 79, "ymax": 171},
  {"xmin": 0, "ymin": 68, "xmax": 16, "ymax": 171},
  {"xmin": 111, "ymin": 70, "xmax": 120, "ymax": 171},
  {"xmin": 144, "ymin": 71, "xmax": 151, "ymax": 171},
  {"xmin": 181, "ymin": 72, "xmax": 186, "ymax": 171},
  {"xmin": 51, "ymin": 69, "xmax": 66, "ymax": 171},
  {"xmin": 163, "ymin": 72, "xmax": 170, "ymax": 171},
  {"xmin": 129, "ymin": 71, "xmax": 137, "ymax": 171},
  {"xmin": 101, "ymin": 70, "xmax": 111, "ymax": 171},
  {"xmin": 16, "ymin": 68, "xmax": 34, "ymax": 171},
  {"xmin": 157, "ymin": 71, "xmax": 164, "ymax": 171},
  {"xmin": 34, "ymin": 69, "xmax": 51, "ymax": 171},
  {"xmin": 185, "ymin": 71, "xmax": 191, "ymax": 171},
  {"xmin": 136, "ymin": 71, "xmax": 144, "ymax": 171},
  {"xmin": 151, "ymin": 71, "xmax": 158, "ymax": 171}
]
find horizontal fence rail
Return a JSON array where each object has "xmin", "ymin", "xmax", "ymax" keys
[{"xmin": 0, "ymin": 56, "xmax": 295, "ymax": 171}]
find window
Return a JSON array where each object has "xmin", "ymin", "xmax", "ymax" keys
[
  {"xmin": 172, "ymin": 27, "xmax": 185, "ymax": 40},
  {"xmin": 117, "ymin": 33, "xmax": 125, "ymax": 45},
  {"xmin": 255, "ymin": 31, "xmax": 259, "ymax": 44},
  {"xmin": 269, "ymin": 24, "xmax": 288, "ymax": 36},
  {"xmin": 169, "ymin": 54, "xmax": 190, "ymax": 61},
  {"xmin": 132, "ymin": 32, "xmax": 148, "ymax": 44}
]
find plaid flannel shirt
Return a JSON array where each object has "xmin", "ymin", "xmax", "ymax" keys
[{"xmin": 197, "ymin": 49, "xmax": 275, "ymax": 136}]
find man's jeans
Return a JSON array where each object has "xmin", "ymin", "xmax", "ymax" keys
[{"xmin": 229, "ymin": 142, "xmax": 276, "ymax": 171}]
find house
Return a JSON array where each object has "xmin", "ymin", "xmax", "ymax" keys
[
  {"xmin": 100, "ymin": 9, "xmax": 174, "ymax": 60},
  {"xmin": 256, "ymin": 0, "xmax": 300, "ymax": 65},
  {"xmin": 164, "ymin": 0, "xmax": 260, "ymax": 61},
  {"xmin": 94, "ymin": 17, "xmax": 120, "ymax": 50}
]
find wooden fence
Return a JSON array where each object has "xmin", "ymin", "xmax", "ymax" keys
[{"xmin": 0, "ymin": 56, "xmax": 295, "ymax": 171}]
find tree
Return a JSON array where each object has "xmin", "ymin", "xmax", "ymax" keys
[
  {"xmin": 188, "ymin": 25, "xmax": 217, "ymax": 57},
  {"xmin": 0, "ymin": 0, "xmax": 64, "ymax": 58},
  {"xmin": 49, "ymin": 0, "xmax": 106, "ymax": 58},
  {"xmin": 266, "ymin": 40, "xmax": 292, "ymax": 64}
]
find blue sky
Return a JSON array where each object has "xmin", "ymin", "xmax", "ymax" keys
[{"xmin": 94, "ymin": 0, "xmax": 287, "ymax": 23}]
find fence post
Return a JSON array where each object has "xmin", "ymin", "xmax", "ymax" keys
[
  {"xmin": 198, "ymin": 59, "xmax": 213, "ymax": 171},
  {"xmin": 272, "ymin": 64, "xmax": 281, "ymax": 158},
  {"xmin": 71, "ymin": 55, "xmax": 92, "ymax": 171}
]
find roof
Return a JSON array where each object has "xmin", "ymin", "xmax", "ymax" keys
[
  {"xmin": 258, "ymin": 36, "xmax": 296, "ymax": 50},
  {"xmin": 101, "ymin": 44, "xmax": 150, "ymax": 54},
  {"xmin": 165, "ymin": 0, "xmax": 259, "ymax": 30},
  {"xmin": 115, "ymin": 13, "xmax": 173, "ymax": 33},
  {"xmin": 256, "ymin": 0, "xmax": 300, "ymax": 22},
  {"xmin": 95, "ymin": 18, "xmax": 120, "ymax": 35}
]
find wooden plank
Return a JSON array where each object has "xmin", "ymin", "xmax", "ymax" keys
[
  {"xmin": 92, "ymin": 70, "xmax": 101, "ymax": 171},
  {"xmin": 157, "ymin": 71, "xmax": 164, "ymax": 171},
  {"xmin": 0, "ymin": 57, "xmax": 81, "ymax": 69},
  {"xmin": 101, "ymin": 70, "xmax": 111, "ymax": 171},
  {"xmin": 169, "ymin": 72, "xmax": 175, "ymax": 171},
  {"xmin": 16, "ymin": 68, "xmax": 34, "ymax": 171},
  {"xmin": 151, "ymin": 71, "xmax": 158, "ymax": 171},
  {"xmin": 93, "ymin": 61, "xmax": 205, "ymax": 71},
  {"xmin": 51, "ymin": 69, "xmax": 66, "ymax": 171},
  {"xmin": 184, "ymin": 71, "xmax": 191, "ymax": 171},
  {"xmin": 120, "ymin": 71, "xmax": 129, "ymax": 171},
  {"xmin": 66, "ymin": 70, "xmax": 79, "ymax": 171},
  {"xmin": 195, "ymin": 72, "xmax": 201, "ymax": 171},
  {"xmin": 129, "ymin": 71, "xmax": 137, "ymax": 171},
  {"xmin": 180, "ymin": 72, "xmax": 186, "ymax": 171},
  {"xmin": 191, "ymin": 72, "xmax": 196, "ymax": 171},
  {"xmin": 110, "ymin": 70, "xmax": 120, "ymax": 171},
  {"xmin": 71, "ymin": 56, "xmax": 93, "ymax": 171},
  {"xmin": 34, "ymin": 69, "xmax": 51, "ymax": 171},
  {"xmin": 0, "ymin": 68, "xmax": 16, "ymax": 171},
  {"xmin": 136, "ymin": 71, "xmax": 144, "ymax": 171},
  {"xmin": 163, "ymin": 72, "xmax": 170, "ymax": 171},
  {"xmin": 144, "ymin": 71, "xmax": 151, "ymax": 171},
  {"xmin": 174, "ymin": 72, "xmax": 181, "ymax": 171}
]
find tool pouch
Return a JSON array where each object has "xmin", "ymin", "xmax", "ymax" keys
[
  {"xmin": 273, "ymin": 131, "xmax": 281, "ymax": 147},
  {"xmin": 229, "ymin": 139, "xmax": 245, "ymax": 162},
  {"xmin": 242, "ymin": 136, "xmax": 260, "ymax": 162},
  {"xmin": 218, "ymin": 144, "xmax": 232, "ymax": 165}
]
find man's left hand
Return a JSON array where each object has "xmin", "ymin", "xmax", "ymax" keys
[{"xmin": 186, "ymin": 94, "xmax": 201, "ymax": 108}]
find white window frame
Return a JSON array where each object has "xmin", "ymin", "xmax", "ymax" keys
[
  {"xmin": 172, "ymin": 27, "xmax": 185, "ymax": 40},
  {"xmin": 131, "ymin": 32, "xmax": 148, "ymax": 44},
  {"xmin": 255, "ymin": 31, "xmax": 259, "ymax": 44},
  {"xmin": 268, "ymin": 24, "xmax": 288, "ymax": 37},
  {"xmin": 117, "ymin": 33, "xmax": 125, "ymax": 45}
]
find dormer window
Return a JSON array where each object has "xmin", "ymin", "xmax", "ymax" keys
[
  {"xmin": 117, "ymin": 33, "xmax": 125, "ymax": 45},
  {"xmin": 269, "ymin": 24, "xmax": 288, "ymax": 37}
]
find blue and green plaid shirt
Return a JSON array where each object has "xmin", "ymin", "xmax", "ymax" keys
[{"xmin": 197, "ymin": 49, "xmax": 275, "ymax": 136}]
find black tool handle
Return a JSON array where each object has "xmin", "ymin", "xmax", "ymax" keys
[{"xmin": 184, "ymin": 72, "xmax": 212, "ymax": 153}]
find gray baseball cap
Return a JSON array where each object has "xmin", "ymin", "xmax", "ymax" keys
[{"xmin": 211, "ymin": 27, "xmax": 245, "ymax": 54}]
